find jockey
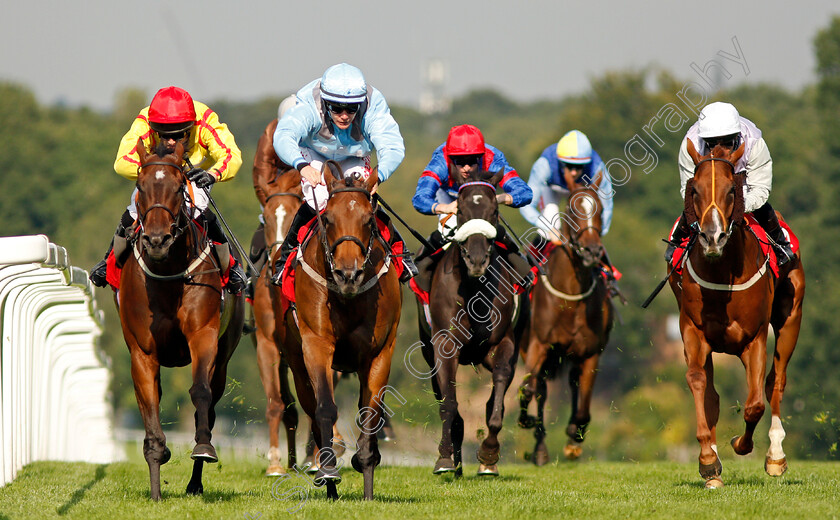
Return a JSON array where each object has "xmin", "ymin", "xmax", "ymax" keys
[
  {"xmin": 519, "ymin": 130, "xmax": 620, "ymax": 295},
  {"xmin": 411, "ymin": 124, "xmax": 534, "ymax": 292},
  {"xmin": 88, "ymin": 86, "xmax": 247, "ymax": 294},
  {"xmin": 248, "ymin": 94, "xmax": 298, "ymax": 276},
  {"xmin": 269, "ymin": 63, "xmax": 417, "ymax": 286},
  {"xmin": 668, "ymin": 102, "xmax": 795, "ymax": 265}
]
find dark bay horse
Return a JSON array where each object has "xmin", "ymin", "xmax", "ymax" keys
[
  {"xmin": 518, "ymin": 184, "xmax": 613, "ymax": 465},
  {"xmin": 275, "ymin": 161, "xmax": 401, "ymax": 500},
  {"xmin": 251, "ymin": 166, "xmax": 302, "ymax": 476},
  {"xmin": 417, "ymin": 169, "xmax": 529, "ymax": 477},
  {"xmin": 669, "ymin": 140, "xmax": 805, "ymax": 488},
  {"xmin": 119, "ymin": 140, "xmax": 245, "ymax": 500}
]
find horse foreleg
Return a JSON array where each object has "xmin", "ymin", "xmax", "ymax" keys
[
  {"xmin": 518, "ymin": 336, "xmax": 549, "ymax": 430},
  {"xmin": 565, "ymin": 353, "xmax": 600, "ymax": 460},
  {"xmin": 764, "ymin": 272, "xmax": 803, "ymax": 476},
  {"xmin": 432, "ymin": 357, "xmax": 460, "ymax": 475},
  {"xmin": 256, "ymin": 329, "xmax": 287, "ymax": 476},
  {"xmin": 683, "ymin": 327, "xmax": 721, "ymax": 487},
  {"xmin": 351, "ymin": 351, "xmax": 393, "ymax": 500},
  {"xmin": 304, "ymin": 347, "xmax": 340, "ymax": 492},
  {"xmin": 477, "ymin": 337, "xmax": 518, "ymax": 476},
  {"xmin": 279, "ymin": 361, "xmax": 299, "ymax": 470},
  {"xmin": 129, "ymin": 350, "xmax": 169, "ymax": 501},
  {"xmin": 187, "ymin": 329, "xmax": 221, "ymax": 466},
  {"xmin": 532, "ymin": 372, "xmax": 549, "ymax": 466},
  {"xmin": 731, "ymin": 337, "xmax": 768, "ymax": 457}
]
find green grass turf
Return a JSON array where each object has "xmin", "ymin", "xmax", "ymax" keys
[{"xmin": 1, "ymin": 449, "xmax": 838, "ymax": 519}]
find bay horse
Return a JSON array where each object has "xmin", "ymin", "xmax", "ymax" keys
[
  {"xmin": 669, "ymin": 140, "xmax": 805, "ymax": 488},
  {"xmin": 119, "ymin": 140, "xmax": 245, "ymax": 500},
  {"xmin": 251, "ymin": 165, "xmax": 302, "ymax": 476},
  {"xmin": 518, "ymin": 184, "xmax": 613, "ymax": 465},
  {"xmin": 275, "ymin": 161, "xmax": 401, "ymax": 500},
  {"xmin": 417, "ymin": 168, "xmax": 529, "ymax": 477}
]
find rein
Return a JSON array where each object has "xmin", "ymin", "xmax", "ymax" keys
[{"xmin": 539, "ymin": 271, "xmax": 597, "ymax": 301}]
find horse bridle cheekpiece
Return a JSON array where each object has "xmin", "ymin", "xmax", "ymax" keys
[
  {"xmin": 136, "ymin": 160, "xmax": 189, "ymax": 243},
  {"xmin": 693, "ymin": 156, "xmax": 738, "ymax": 239}
]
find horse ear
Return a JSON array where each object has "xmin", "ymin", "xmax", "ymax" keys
[
  {"xmin": 365, "ymin": 166, "xmax": 379, "ymax": 192},
  {"xmin": 729, "ymin": 141, "xmax": 746, "ymax": 165},
  {"xmin": 591, "ymin": 169, "xmax": 604, "ymax": 189},
  {"xmin": 489, "ymin": 169, "xmax": 504, "ymax": 188},
  {"xmin": 685, "ymin": 138, "xmax": 702, "ymax": 165},
  {"xmin": 136, "ymin": 138, "xmax": 147, "ymax": 162},
  {"xmin": 322, "ymin": 161, "xmax": 338, "ymax": 188},
  {"xmin": 174, "ymin": 140, "xmax": 185, "ymax": 161}
]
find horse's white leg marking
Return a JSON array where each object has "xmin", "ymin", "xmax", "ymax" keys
[
  {"xmin": 273, "ymin": 205, "xmax": 287, "ymax": 255},
  {"xmin": 767, "ymin": 415, "xmax": 786, "ymax": 460}
]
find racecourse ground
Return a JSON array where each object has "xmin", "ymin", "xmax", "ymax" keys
[{"xmin": 1, "ymin": 444, "xmax": 838, "ymax": 520}]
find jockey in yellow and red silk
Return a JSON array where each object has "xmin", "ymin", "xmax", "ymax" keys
[
  {"xmin": 89, "ymin": 86, "xmax": 247, "ymax": 293},
  {"xmin": 269, "ymin": 63, "xmax": 417, "ymax": 287},
  {"xmin": 410, "ymin": 124, "xmax": 534, "ymax": 292},
  {"xmin": 668, "ymin": 102, "xmax": 795, "ymax": 265}
]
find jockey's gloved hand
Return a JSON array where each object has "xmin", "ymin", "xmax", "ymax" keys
[{"xmin": 187, "ymin": 168, "xmax": 217, "ymax": 188}]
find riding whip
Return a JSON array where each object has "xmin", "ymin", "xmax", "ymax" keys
[
  {"xmin": 374, "ymin": 194, "xmax": 433, "ymax": 251},
  {"xmin": 640, "ymin": 232, "xmax": 698, "ymax": 309},
  {"xmin": 184, "ymin": 158, "xmax": 259, "ymax": 275}
]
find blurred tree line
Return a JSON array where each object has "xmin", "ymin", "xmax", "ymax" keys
[{"xmin": 1, "ymin": 17, "xmax": 838, "ymax": 461}]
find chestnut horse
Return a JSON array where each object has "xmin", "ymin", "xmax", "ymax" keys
[
  {"xmin": 518, "ymin": 184, "xmax": 613, "ymax": 465},
  {"xmin": 417, "ymin": 168, "xmax": 529, "ymax": 477},
  {"xmin": 275, "ymin": 161, "xmax": 401, "ymax": 500},
  {"xmin": 119, "ymin": 140, "xmax": 245, "ymax": 500},
  {"xmin": 251, "ymin": 166, "xmax": 302, "ymax": 476},
  {"xmin": 669, "ymin": 140, "xmax": 805, "ymax": 488}
]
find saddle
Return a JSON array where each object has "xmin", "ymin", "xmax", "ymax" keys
[{"xmin": 669, "ymin": 214, "xmax": 799, "ymax": 278}]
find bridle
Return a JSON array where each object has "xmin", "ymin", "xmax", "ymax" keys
[
  {"xmin": 565, "ymin": 188, "xmax": 603, "ymax": 260},
  {"xmin": 134, "ymin": 160, "xmax": 190, "ymax": 244},
  {"xmin": 453, "ymin": 181, "xmax": 498, "ymax": 262},
  {"xmin": 692, "ymin": 156, "xmax": 738, "ymax": 239}
]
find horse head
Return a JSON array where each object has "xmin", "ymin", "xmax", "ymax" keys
[
  {"xmin": 684, "ymin": 139, "xmax": 746, "ymax": 258},
  {"xmin": 263, "ymin": 168, "xmax": 303, "ymax": 260},
  {"xmin": 453, "ymin": 167, "xmax": 504, "ymax": 278},
  {"xmin": 321, "ymin": 161, "xmax": 379, "ymax": 297},
  {"xmin": 135, "ymin": 139, "xmax": 188, "ymax": 262},
  {"xmin": 564, "ymin": 184, "xmax": 605, "ymax": 268}
]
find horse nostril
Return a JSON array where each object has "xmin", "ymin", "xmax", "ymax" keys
[
  {"xmin": 332, "ymin": 270, "xmax": 346, "ymax": 283},
  {"xmin": 717, "ymin": 232, "xmax": 727, "ymax": 243},
  {"xmin": 352, "ymin": 269, "xmax": 364, "ymax": 284}
]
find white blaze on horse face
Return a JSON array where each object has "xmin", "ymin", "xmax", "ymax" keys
[
  {"xmin": 710, "ymin": 210, "xmax": 725, "ymax": 244},
  {"xmin": 349, "ymin": 200, "xmax": 357, "ymax": 211},
  {"xmin": 155, "ymin": 170, "xmax": 166, "ymax": 180},
  {"xmin": 273, "ymin": 205, "xmax": 287, "ymax": 247},
  {"xmin": 767, "ymin": 415, "xmax": 786, "ymax": 460},
  {"xmin": 472, "ymin": 194, "xmax": 483, "ymax": 205}
]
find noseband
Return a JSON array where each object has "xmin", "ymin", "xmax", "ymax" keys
[
  {"xmin": 314, "ymin": 185, "xmax": 379, "ymax": 275},
  {"xmin": 454, "ymin": 181, "xmax": 498, "ymax": 261}
]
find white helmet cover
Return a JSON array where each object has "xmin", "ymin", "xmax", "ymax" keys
[
  {"xmin": 320, "ymin": 63, "xmax": 367, "ymax": 103},
  {"xmin": 698, "ymin": 102, "xmax": 741, "ymax": 138},
  {"xmin": 277, "ymin": 94, "xmax": 297, "ymax": 120}
]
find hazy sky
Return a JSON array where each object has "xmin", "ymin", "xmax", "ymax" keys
[{"xmin": 1, "ymin": 1, "xmax": 838, "ymax": 111}]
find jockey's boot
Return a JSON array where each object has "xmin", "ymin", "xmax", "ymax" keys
[
  {"xmin": 89, "ymin": 209, "xmax": 133, "ymax": 287},
  {"xmin": 495, "ymin": 226, "xmax": 535, "ymax": 290},
  {"xmin": 377, "ymin": 209, "xmax": 418, "ymax": 284},
  {"xmin": 270, "ymin": 204, "xmax": 317, "ymax": 287},
  {"xmin": 413, "ymin": 230, "xmax": 447, "ymax": 293},
  {"xmin": 753, "ymin": 202, "xmax": 794, "ymax": 266},
  {"xmin": 664, "ymin": 212, "xmax": 691, "ymax": 264},
  {"xmin": 599, "ymin": 250, "xmax": 624, "ymax": 301},
  {"xmin": 205, "ymin": 211, "xmax": 247, "ymax": 294}
]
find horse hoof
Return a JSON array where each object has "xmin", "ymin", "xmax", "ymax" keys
[
  {"xmin": 699, "ymin": 457, "xmax": 722, "ymax": 480},
  {"xmin": 191, "ymin": 443, "xmax": 218, "ymax": 463},
  {"xmin": 305, "ymin": 462, "xmax": 319, "ymax": 475},
  {"xmin": 705, "ymin": 478, "xmax": 724, "ymax": 489},
  {"xmin": 265, "ymin": 464, "xmax": 287, "ymax": 477},
  {"xmin": 351, "ymin": 453, "xmax": 363, "ymax": 473},
  {"xmin": 564, "ymin": 443, "xmax": 582, "ymax": 461},
  {"xmin": 433, "ymin": 457, "xmax": 458, "ymax": 474},
  {"xmin": 518, "ymin": 414, "xmax": 537, "ymax": 429},
  {"xmin": 160, "ymin": 446, "xmax": 172, "ymax": 465},
  {"xmin": 477, "ymin": 464, "xmax": 499, "ymax": 476},
  {"xmin": 730, "ymin": 435, "xmax": 753, "ymax": 455},
  {"xmin": 186, "ymin": 482, "xmax": 203, "ymax": 495},
  {"xmin": 765, "ymin": 456, "xmax": 788, "ymax": 477},
  {"xmin": 312, "ymin": 468, "xmax": 341, "ymax": 487}
]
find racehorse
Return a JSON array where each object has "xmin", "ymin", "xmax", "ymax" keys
[
  {"xmin": 275, "ymin": 161, "xmax": 402, "ymax": 500},
  {"xmin": 251, "ymin": 166, "xmax": 302, "ymax": 476},
  {"xmin": 417, "ymin": 168, "xmax": 529, "ymax": 477},
  {"xmin": 518, "ymin": 184, "xmax": 613, "ymax": 465},
  {"xmin": 118, "ymin": 140, "xmax": 245, "ymax": 500},
  {"xmin": 669, "ymin": 140, "xmax": 805, "ymax": 488}
]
